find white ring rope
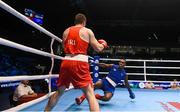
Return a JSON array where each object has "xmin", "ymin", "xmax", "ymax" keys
[
  {"xmin": 48, "ymin": 39, "xmax": 55, "ymax": 93},
  {"xmin": 99, "ymin": 72, "xmax": 180, "ymax": 76},
  {"xmin": 49, "ymin": 39, "xmax": 55, "ymax": 74},
  {"xmin": 100, "ymin": 58, "xmax": 180, "ymax": 63},
  {"xmin": 0, "ymin": 37, "xmax": 90, "ymax": 62},
  {"xmin": 126, "ymin": 66, "xmax": 180, "ymax": 69},
  {"xmin": 3, "ymin": 84, "xmax": 74, "ymax": 112},
  {"xmin": 0, "ymin": 74, "xmax": 59, "ymax": 83},
  {"xmin": 98, "ymin": 58, "xmax": 180, "ymax": 81},
  {"xmin": 3, "ymin": 92, "xmax": 55, "ymax": 112},
  {"xmin": 0, "ymin": 37, "xmax": 63, "ymax": 60},
  {"xmin": 0, "ymin": 0, "xmax": 62, "ymax": 43}
]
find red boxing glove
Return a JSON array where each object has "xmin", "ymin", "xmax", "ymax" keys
[{"xmin": 98, "ymin": 39, "xmax": 108, "ymax": 49}]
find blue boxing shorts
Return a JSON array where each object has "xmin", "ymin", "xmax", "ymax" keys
[{"xmin": 101, "ymin": 78, "xmax": 115, "ymax": 95}]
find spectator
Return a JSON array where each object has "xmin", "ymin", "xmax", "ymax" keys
[
  {"xmin": 144, "ymin": 81, "xmax": 155, "ymax": 89},
  {"xmin": 13, "ymin": 80, "xmax": 37, "ymax": 105},
  {"xmin": 170, "ymin": 79, "xmax": 180, "ymax": 90}
]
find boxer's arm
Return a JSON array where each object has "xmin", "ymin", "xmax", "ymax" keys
[
  {"xmin": 124, "ymin": 75, "xmax": 135, "ymax": 99},
  {"xmin": 62, "ymin": 28, "xmax": 70, "ymax": 48},
  {"xmin": 88, "ymin": 29, "xmax": 106, "ymax": 52},
  {"xmin": 98, "ymin": 63, "xmax": 113, "ymax": 68}
]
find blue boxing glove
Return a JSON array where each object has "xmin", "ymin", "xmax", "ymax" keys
[{"xmin": 129, "ymin": 91, "xmax": 135, "ymax": 99}]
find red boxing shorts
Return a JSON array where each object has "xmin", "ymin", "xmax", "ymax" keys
[{"xmin": 57, "ymin": 60, "xmax": 92, "ymax": 88}]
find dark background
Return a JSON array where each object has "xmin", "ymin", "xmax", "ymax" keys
[{"xmin": 1, "ymin": 0, "xmax": 180, "ymax": 47}]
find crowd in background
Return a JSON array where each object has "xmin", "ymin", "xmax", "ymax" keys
[{"xmin": 0, "ymin": 54, "xmax": 30, "ymax": 76}]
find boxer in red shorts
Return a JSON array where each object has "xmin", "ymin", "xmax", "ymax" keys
[{"xmin": 45, "ymin": 13, "xmax": 108, "ymax": 112}]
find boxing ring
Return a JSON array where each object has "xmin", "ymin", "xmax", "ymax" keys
[
  {"xmin": 16, "ymin": 89, "xmax": 179, "ymax": 112},
  {"xmin": 1, "ymin": 0, "xmax": 180, "ymax": 112}
]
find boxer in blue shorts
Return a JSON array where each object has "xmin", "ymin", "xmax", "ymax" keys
[{"xmin": 75, "ymin": 58, "xmax": 135, "ymax": 104}]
